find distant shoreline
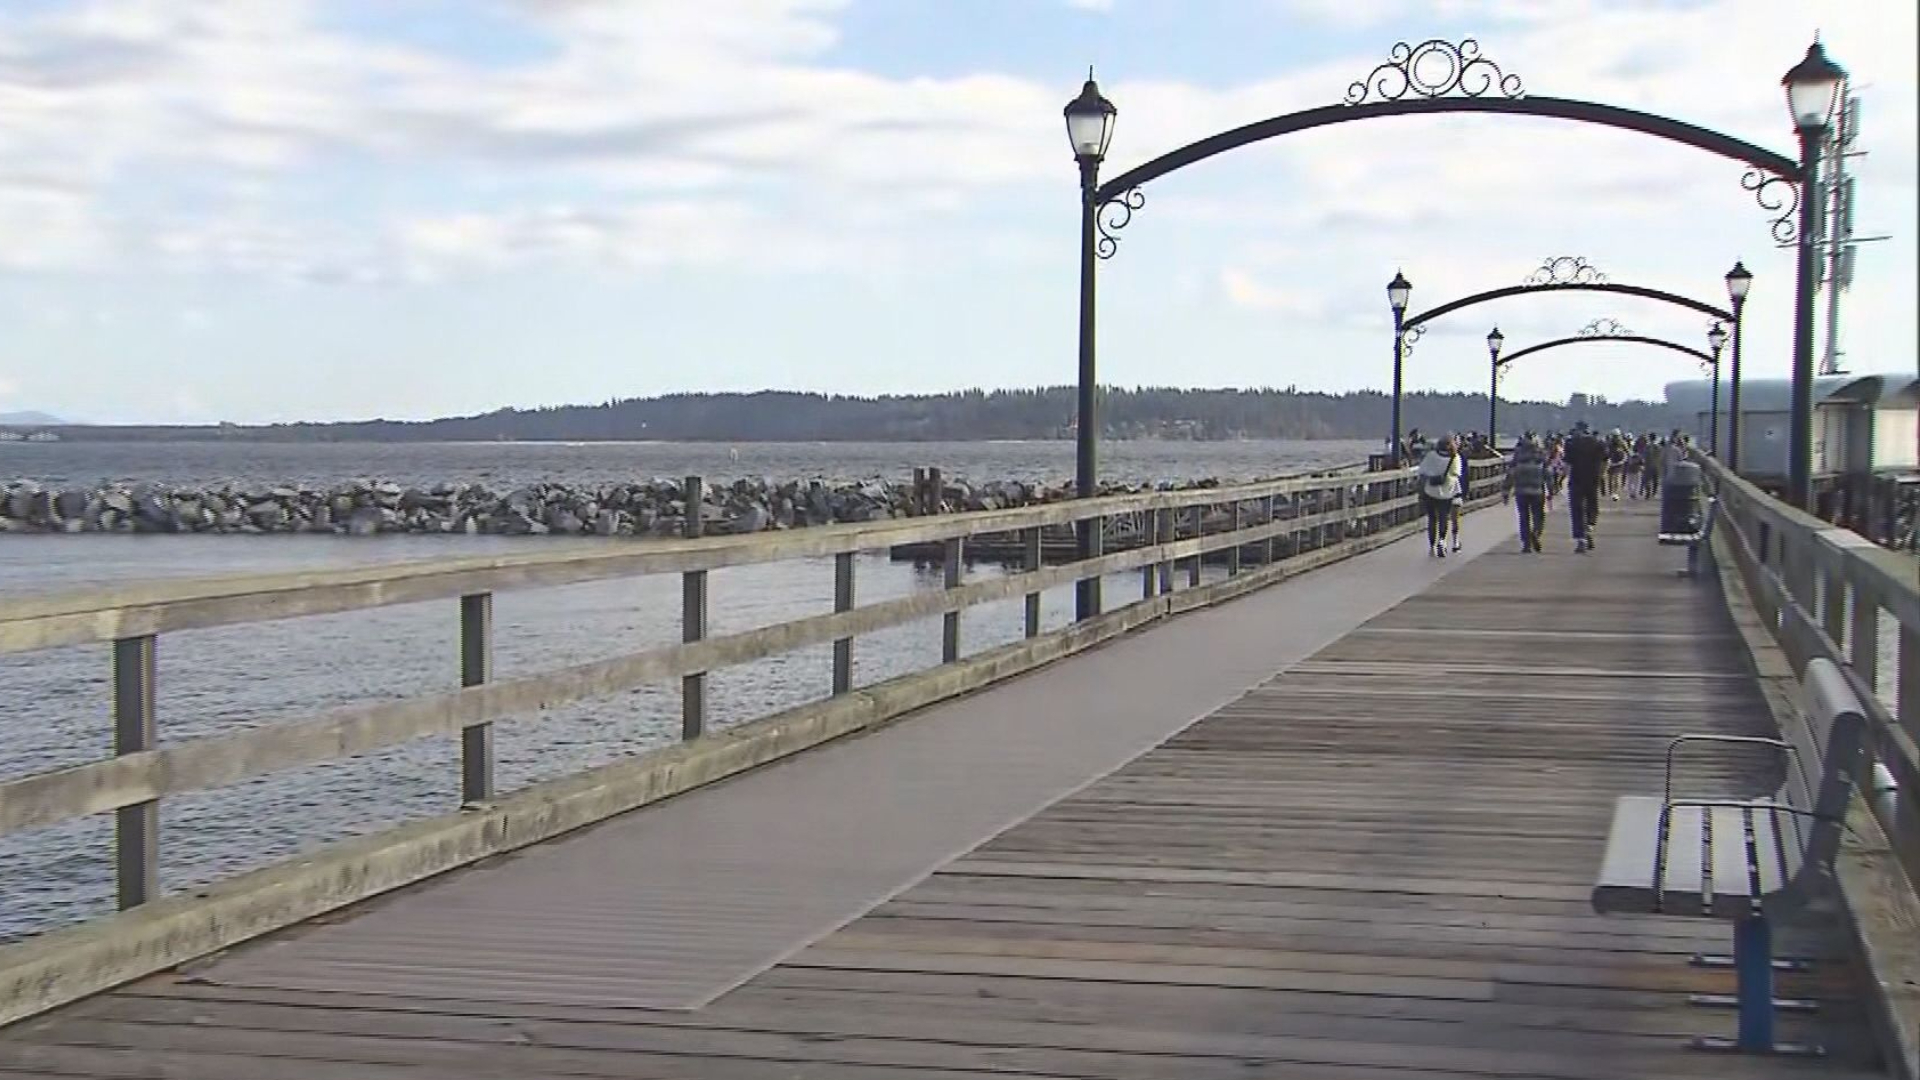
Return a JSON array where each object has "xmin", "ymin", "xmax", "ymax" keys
[{"xmin": 0, "ymin": 387, "xmax": 1677, "ymax": 446}]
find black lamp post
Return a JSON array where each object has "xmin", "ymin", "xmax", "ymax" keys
[
  {"xmin": 1065, "ymin": 71, "xmax": 1116, "ymax": 620},
  {"xmin": 1783, "ymin": 41, "xmax": 1846, "ymax": 509},
  {"xmin": 1707, "ymin": 321, "xmax": 1728, "ymax": 454},
  {"xmin": 1387, "ymin": 271, "xmax": 1412, "ymax": 462},
  {"xmin": 1725, "ymin": 260, "xmax": 1752, "ymax": 471},
  {"xmin": 1486, "ymin": 326, "xmax": 1505, "ymax": 441}
]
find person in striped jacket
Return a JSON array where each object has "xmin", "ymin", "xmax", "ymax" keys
[{"xmin": 1503, "ymin": 433, "xmax": 1549, "ymax": 553}]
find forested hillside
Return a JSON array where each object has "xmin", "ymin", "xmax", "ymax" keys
[{"xmin": 39, "ymin": 387, "xmax": 1677, "ymax": 442}]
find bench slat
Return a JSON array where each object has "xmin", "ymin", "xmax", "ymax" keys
[
  {"xmin": 1752, "ymin": 804, "xmax": 1793, "ymax": 896},
  {"xmin": 1592, "ymin": 797, "xmax": 1665, "ymax": 913},
  {"xmin": 1661, "ymin": 805, "xmax": 1707, "ymax": 915},
  {"xmin": 1707, "ymin": 805, "xmax": 1755, "ymax": 917}
]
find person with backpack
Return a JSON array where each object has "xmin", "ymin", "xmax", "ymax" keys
[
  {"xmin": 1417, "ymin": 435, "xmax": 1462, "ymax": 558},
  {"xmin": 1503, "ymin": 433, "xmax": 1548, "ymax": 552}
]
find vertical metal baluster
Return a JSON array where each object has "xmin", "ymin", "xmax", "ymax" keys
[
  {"xmin": 1022, "ymin": 527, "xmax": 1042, "ymax": 638},
  {"xmin": 112, "ymin": 635, "xmax": 158, "ymax": 910},
  {"xmin": 682, "ymin": 476, "xmax": 707, "ymax": 741},
  {"xmin": 832, "ymin": 552, "xmax": 855, "ymax": 695},
  {"xmin": 942, "ymin": 537, "xmax": 963, "ymax": 662},
  {"xmin": 1262, "ymin": 494, "xmax": 1277, "ymax": 565},
  {"xmin": 1187, "ymin": 504, "xmax": 1203, "ymax": 587},
  {"xmin": 459, "ymin": 593, "xmax": 494, "ymax": 804},
  {"xmin": 1228, "ymin": 501, "xmax": 1243, "ymax": 576},
  {"xmin": 1157, "ymin": 507, "xmax": 1174, "ymax": 594}
]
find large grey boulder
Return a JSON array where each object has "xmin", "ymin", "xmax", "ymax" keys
[
  {"xmin": 726, "ymin": 505, "xmax": 769, "ymax": 534},
  {"xmin": 346, "ymin": 508, "xmax": 387, "ymax": 536}
]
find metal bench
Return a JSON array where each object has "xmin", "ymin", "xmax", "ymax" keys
[{"xmin": 1591, "ymin": 656, "xmax": 1868, "ymax": 1055}]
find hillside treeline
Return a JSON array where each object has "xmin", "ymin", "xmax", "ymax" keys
[{"xmin": 46, "ymin": 387, "xmax": 1678, "ymax": 442}]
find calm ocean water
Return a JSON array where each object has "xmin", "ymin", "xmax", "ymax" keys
[
  {"xmin": 0, "ymin": 439, "xmax": 1368, "ymax": 942},
  {"xmin": 1, "ymin": 438, "xmax": 1378, "ymax": 490}
]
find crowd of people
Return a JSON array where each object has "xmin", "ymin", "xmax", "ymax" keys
[{"xmin": 1408, "ymin": 425, "xmax": 1704, "ymax": 557}]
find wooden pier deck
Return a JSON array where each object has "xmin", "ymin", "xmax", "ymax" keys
[{"xmin": 0, "ymin": 503, "xmax": 1889, "ymax": 1078}]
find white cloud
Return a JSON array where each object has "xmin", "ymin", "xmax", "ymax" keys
[
  {"xmin": 1221, "ymin": 269, "xmax": 1325, "ymax": 316},
  {"xmin": 1066, "ymin": 0, "xmax": 1115, "ymax": 11},
  {"xmin": 0, "ymin": 0, "xmax": 1910, "ymax": 416}
]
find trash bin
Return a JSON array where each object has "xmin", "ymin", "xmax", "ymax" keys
[{"xmin": 1661, "ymin": 460, "xmax": 1703, "ymax": 536}]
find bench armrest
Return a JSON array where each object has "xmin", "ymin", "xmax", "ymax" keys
[
  {"xmin": 1665, "ymin": 798, "xmax": 1839, "ymax": 824},
  {"xmin": 1664, "ymin": 735, "xmax": 1795, "ymax": 803},
  {"xmin": 1674, "ymin": 795, "xmax": 1820, "ymax": 810}
]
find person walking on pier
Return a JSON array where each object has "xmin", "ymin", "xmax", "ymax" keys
[
  {"xmin": 1417, "ymin": 435, "xmax": 1462, "ymax": 558},
  {"xmin": 1504, "ymin": 434, "xmax": 1548, "ymax": 553},
  {"xmin": 1625, "ymin": 434, "xmax": 1648, "ymax": 500},
  {"xmin": 1605, "ymin": 430, "xmax": 1628, "ymax": 501},
  {"xmin": 1404, "ymin": 428, "xmax": 1428, "ymax": 466},
  {"xmin": 1638, "ymin": 434, "xmax": 1663, "ymax": 501},
  {"xmin": 1565, "ymin": 421, "xmax": 1608, "ymax": 553},
  {"xmin": 1544, "ymin": 435, "xmax": 1567, "ymax": 513},
  {"xmin": 1449, "ymin": 438, "xmax": 1470, "ymax": 553}
]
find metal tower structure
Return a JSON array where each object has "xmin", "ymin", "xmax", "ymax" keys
[{"xmin": 1809, "ymin": 86, "xmax": 1892, "ymax": 376}]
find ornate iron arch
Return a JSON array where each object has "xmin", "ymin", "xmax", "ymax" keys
[
  {"xmin": 1407, "ymin": 268, "xmax": 1732, "ymax": 333},
  {"xmin": 1495, "ymin": 332, "xmax": 1714, "ymax": 370},
  {"xmin": 1398, "ymin": 257, "xmax": 1733, "ymax": 359},
  {"xmin": 1088, "ymin": 39, "xmax": 1802, "ymax": 259}
]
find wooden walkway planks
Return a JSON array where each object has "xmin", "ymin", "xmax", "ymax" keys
[{"xmin": 0, "ymin": 503, "xmax": 1887, "ymax": 1078}]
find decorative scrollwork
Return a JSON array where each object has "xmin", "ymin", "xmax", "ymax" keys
[
  {"xmin": 1400, "ymin": 322, "xmax": 1427, "ymax": 355},
  {"xmin": 1344, "ymin": 38, "xmax": 1523, "ymax": 106},
  {"xmin": 1522, "ymin": 256, "xmax": 1608, "ymax": 287},
  {"xmin": 1577, "ymin": 317, "xmax": 1633, "ymax": 338},
  {"xmin": 1094, "ymin": 187, "xmax": 1145, "ymax": 260},
  {"xmin": 1742, "ymin": 168, "xmax": 1800, "ymax": 245}
]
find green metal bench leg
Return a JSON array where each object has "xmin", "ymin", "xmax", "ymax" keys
[{"xmin": 1689, "ymin": 916, "xmax": 1823, "ymax": 1056}]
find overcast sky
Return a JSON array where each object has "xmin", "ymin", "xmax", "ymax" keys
[{"xmin": 0, "ymin": 0, "xmax": 1912, "ymax": 425}]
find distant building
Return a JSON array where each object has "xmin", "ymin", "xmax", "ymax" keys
[{"xmin": 1664, "ymin": 373, "xmax": 1919, "ymax": 479}]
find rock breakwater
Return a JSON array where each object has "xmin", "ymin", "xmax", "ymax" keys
[{"xmin": 0, "ymin": 475, "xmax": 1233, "ymax": 537}]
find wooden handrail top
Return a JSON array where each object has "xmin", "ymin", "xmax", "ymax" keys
[
  {"xmin": 1701, "ymin": 457, "xmax": 1920, "ymax": 630},
  {"xmin": 0, "ymin": 467, "xmax": 1422, "ymax": 655}
]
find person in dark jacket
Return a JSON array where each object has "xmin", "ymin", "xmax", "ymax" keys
[
  {"xmin": 1563, "ymin": 421, "xmax": 1609, "ymax": 552},
  {"xmin": 1503, "ymin": 434, "xmax": 1548, "ymax": 552}
]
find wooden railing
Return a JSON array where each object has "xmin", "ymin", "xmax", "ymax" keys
[
  {"xmin": 0, "ymin": 461, "xmax": 1505, "ymax": 927},
  {"xmin": 1702, "ymin": 455, "xmax": 1920, "ymax": 886}
]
